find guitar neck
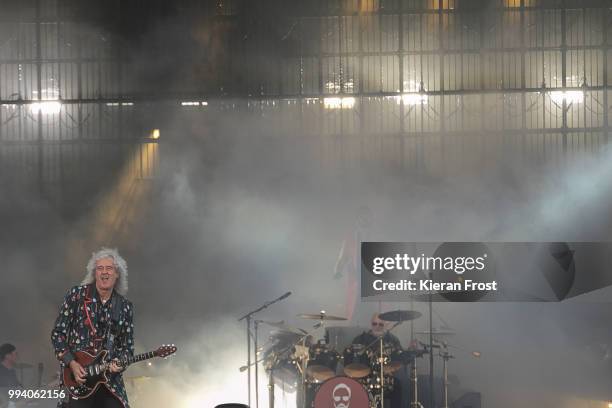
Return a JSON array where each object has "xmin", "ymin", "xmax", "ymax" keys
[{"xmin": 122, "ymin": 351, "xmax": 157, "ymax": 366}]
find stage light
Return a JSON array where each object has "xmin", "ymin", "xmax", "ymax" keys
[
  {"xmin": 181, "ymin": 101, "xmax": 208, "ymax": 107},
  {"xmin": 106, "ymin": 102, "xmax": 134, "ymax": 107},
  {"xmin": 150, "ymin": 129, "xmax": 160, "ymax": 139},
  {"xmin": 549, "ymin": 90, "xmax": 584, "ymax": 105},
  {"xmin": 607, "ymin": 402, "xmax": 612, "ymax": 408},
  {"xmin": 30, "ymin": 101, "xmax": 61, "ymax": 115},
  {"xmin": 323, "ymin": 97, "xmax": 355, "ymax": 109},
  {"xmin": 397, "ymin": 93, "xmax": 428, "ymax": 105}
]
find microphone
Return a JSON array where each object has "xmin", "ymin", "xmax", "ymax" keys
[
  {"xmin": 239, "ymin": 365, "xmax": 248, "ymax": 372},
  {"xmin": 278, "ymin": 292, "xmax": 292, "ymax": 301}
]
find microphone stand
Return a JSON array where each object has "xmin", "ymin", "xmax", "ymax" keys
[
  {"xmin": 254, "ymin": 319, "xmax": 260, "ymax": 408},
  {"xmin": 238, "ymin": 292, "xmax": 292, "ymax": 408},
  {"xmin": 429, "ymin": 291, "xmax": 434, "ymax": 408}
]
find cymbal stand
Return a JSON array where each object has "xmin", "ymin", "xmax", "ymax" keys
[
  {"xmin": 440, "ymin": 346, "xmax": 454, "ymax": 408},
  {"xmin": 409, "ymin": 352, "xmax": 423, "ymax": 408},
  {"xmin": 379, "ymin": 335, "xmax": 384, "ymax": 408},
  {"xmin": 364, "ymin": 320, "xmax": 403, "ymax": 408}
]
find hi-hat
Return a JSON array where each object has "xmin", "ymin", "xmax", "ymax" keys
[
  {"xmin": 378, "ymin": 310, "xmax": 422, "ymax": 322},
  {"xmin": 297, "ymin": 311, "xmax": 347, "ymax": 321}
]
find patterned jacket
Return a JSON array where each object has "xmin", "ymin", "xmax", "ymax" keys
[{"xmin": 51, "ymin": 285, "xmax": 135, "ymax": 408}]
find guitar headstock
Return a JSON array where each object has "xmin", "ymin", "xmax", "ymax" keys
[{"xmin": 154, "ymin": 344, "xmax": 177, "ymax": 358}]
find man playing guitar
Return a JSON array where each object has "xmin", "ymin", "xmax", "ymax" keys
[{"xmin": 51, "ymin": 248, "xmax": 135, "ymax": 408}]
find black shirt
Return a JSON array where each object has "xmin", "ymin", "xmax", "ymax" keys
[
  {"xmin": 0, "ymin": 364, "xmax": 21, "ymax": 388},
  {"xmin": 352, "ymin": 331, "xmax": 402, "ymax": 350}
]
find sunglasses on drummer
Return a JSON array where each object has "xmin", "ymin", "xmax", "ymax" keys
[{"xmin": 371, "ymin": 322, "xmax": 384, "ymax": 327}]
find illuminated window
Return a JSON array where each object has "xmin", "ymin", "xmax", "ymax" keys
[
  {"xmin": 359, "ymin": 0, "xmax": 379, "ymax": 12},
  {"xmin": 427, "ymin": 0, "xmax": 455, "ymax": 10},
  {"xmin": 504, "ymin": 0, "xmax": 537, "ymax": 7}
]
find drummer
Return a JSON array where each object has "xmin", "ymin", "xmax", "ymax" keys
[
  {"xmin": 352, "ymin": 313, "xmax": 401, "ymax": 349},
  {"xmin": 352, "ymin": 314, "xmax": 403, "ymax": 408}
]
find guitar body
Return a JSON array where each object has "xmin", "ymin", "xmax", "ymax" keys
[
  {"xmin": 62, "ymin": 349, "xmax": 110, "ymax": 399},
  {"xmin": 60, "ymin": 344, "xmax": 177, "ymax": 400}
]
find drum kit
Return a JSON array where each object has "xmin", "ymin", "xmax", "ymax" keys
[{"xmin": 256, "ymin": 309, "xmax": 452, "ymax": 408}]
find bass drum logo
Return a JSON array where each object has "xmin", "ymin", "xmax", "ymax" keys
[{"xmin": 314, "ymin": 377, "xmax": 369, "ymax": 408}]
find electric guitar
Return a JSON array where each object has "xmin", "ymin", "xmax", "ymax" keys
[{"xmin": 62, "ymin": 344, "xmax": 177, "ymax": 399}]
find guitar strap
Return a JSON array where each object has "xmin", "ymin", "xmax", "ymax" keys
[
  {"xmin": 104, "ymin": 291, "xmax": 124, "ymax": 360},
  {"xmin": 84, "ymin": 284, "xmax": 123, "ymax": 359}
]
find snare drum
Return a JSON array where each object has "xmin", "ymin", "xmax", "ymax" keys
[
  {"xmin": 342, "ymin": 344, "xmax": 371, "ymax": 378},
  {"xmin": 306, "ymin": 344, "xmax": 340, "ymax": 382}
]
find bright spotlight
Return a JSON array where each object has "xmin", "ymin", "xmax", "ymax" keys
[
  {"xmin": 323, "ymin": 96, "xmax": 355, "ymax": 109},
  {"xmin": 150, "ymin": 129, "xmax": 160, "ymax": 139},
  {"xmin": 30, "ymin": 101, "xmax": 61, "ymax": 115},
  {"xmin": 398, "ymin": 93, "xmax": 428, "ymax": 105},
  {"xmin": 549, "ymin": 90, "xmax": 584, "ymax": 105},
  {"xmin": 607, "ymin": 402, "xmax": 612, "ymax": 408}
]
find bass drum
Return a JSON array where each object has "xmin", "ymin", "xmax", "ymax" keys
[{"xmin": 313, "ymin": 376, "xmax": 370, "ymax": 408}]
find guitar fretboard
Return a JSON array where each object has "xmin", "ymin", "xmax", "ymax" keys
[{"xmin": 123, "ymin": 351, "xmax": 156, "ymax": 366}]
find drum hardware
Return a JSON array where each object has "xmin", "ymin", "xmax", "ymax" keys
[
  {"xmin": 404, "ymin": 348, "xmax": 428, "ymax": 408},
  {"xmin": 439, "ymin": 347, "xmax": 455, "ymax": 408},
  {"xmin": 361, "ymin": 320, "xmax": 404, "ymax": 408},
  {"xmin": 260, "ymin": 311, "xmax": 339, "ymax": 408},
  {"xmin": 251, "ymin": 307, "xmax": 466, "ymax": 408}
]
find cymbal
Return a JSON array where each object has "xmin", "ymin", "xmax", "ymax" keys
[
  {"xmin": 378, "ymin": 310, "xmax": 422, "ymax": 322},
  {"xmin": 415, "ymin": 330, "xmax": 456, "ymax": 336},
  {"xmin": 265, "ymin": 322, "xmax": 307, "ymax": 335},
  {"xmin": 297, "ymin": 312, "xmax": 347, "ymax": 321}
]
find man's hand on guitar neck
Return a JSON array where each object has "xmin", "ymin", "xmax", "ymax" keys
[{"xmin": 69, "ymin": 360, "xmax": 87, "ymax": 385}]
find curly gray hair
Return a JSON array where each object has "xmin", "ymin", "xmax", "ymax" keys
[{"xmin": 81, "ymin": 247, "xmax": 129, "ymax": 295}]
